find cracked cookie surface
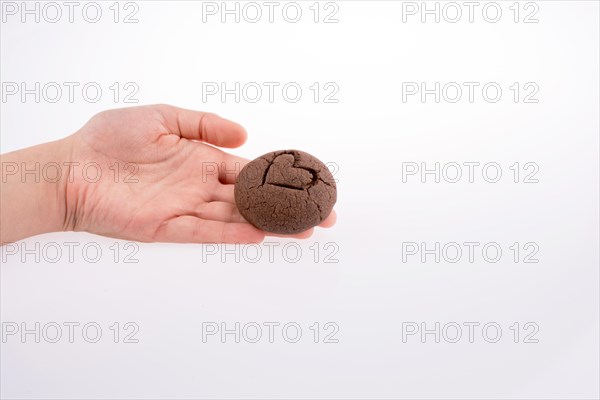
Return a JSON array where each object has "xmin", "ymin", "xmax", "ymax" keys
[{"xmin": 234, "ymin": 150, "xmax": 337, "ymax": 234}]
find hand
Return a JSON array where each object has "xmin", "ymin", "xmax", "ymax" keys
[{"xmin": 59, "ymin": 104, "xmax": 335, "ymax": 243}]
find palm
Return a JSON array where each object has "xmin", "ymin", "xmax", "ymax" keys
[{"xmin": 64, "ymin": 105, "xmax": 331, "ymax": 243}]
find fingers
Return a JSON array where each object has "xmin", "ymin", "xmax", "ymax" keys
[
  {"xmin": 267, "ymin": 228, "xmax": 315, "ymax": 239},
  {"xmin": 265, "ymin": 211, "xmax": 336, "ymax": 239},
  {"xmin": 196, "ymin": 202, "xmax": 246, "ymax": 223},
  {"xmin": 157, "ymin": 207, "xmax": 336, "ymax": 244},
  {"xmin": 158, "ymin": 104, "xmax": 247, "ymax": 148},
  {"xmin": 209, "ymin": 184, "xmax": 235, "ymax": 203},
  {"xmin": 198, "ymin": 184, "xmax": 337, "ymax": 230},
  {"xmin": 156, "ymin": 216, "xmax": 265, "ymax": 244},
  {"xmin": 265, "ymin": 210, "xmax": 336, "ymax": 239}
]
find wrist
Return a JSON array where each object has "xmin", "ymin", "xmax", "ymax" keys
[{"xmin": 1, "ymin": 136, "xmax": 74, "ymax": 244}]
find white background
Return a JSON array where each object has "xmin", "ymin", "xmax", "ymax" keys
[{"xmin": 1, "ymin": 1, "xmax": 599, "ymax": 399}]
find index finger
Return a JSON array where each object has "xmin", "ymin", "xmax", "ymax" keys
[{"xmin": 157, "ymin": 104, "xmax": 248, "ymax": 148}]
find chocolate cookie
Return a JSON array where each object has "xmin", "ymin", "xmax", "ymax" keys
[{"xmin": 234, "ymin": 150, "xmax": 337, "ymax": 234}]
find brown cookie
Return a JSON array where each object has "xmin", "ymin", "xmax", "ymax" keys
[{"xmin": 234, "ymin": 150, "xmax": 337, "ymax": 234}]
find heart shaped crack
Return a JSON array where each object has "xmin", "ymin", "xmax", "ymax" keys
[
  {"xmin": 235, "ymin": 150, "xmax": 337, "ymax": 234},
  {"xmin": 264, "ymin": 153, "xmax": 317, "ymax": 190}
]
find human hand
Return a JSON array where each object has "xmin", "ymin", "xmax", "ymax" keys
[{"xmin": 59, "ymin": 104, "xmax": 335, "ymax": 243}]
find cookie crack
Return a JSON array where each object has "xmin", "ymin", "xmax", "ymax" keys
[
  {"xmin": 260, "ymin": 152, "xmax": 319, "ymax": 191},
  {"xmin": 270, "ymin": 183, "xmax": 304, "ymax": 191},
  {"xmin": 290, "ymin": 152, "xmax": 320, "ymax": 190},
  {"xmin": 318, "ymin": 178, "xmax": 333, "ymax": 187},
  {"xmin": 307, "ymin": 192, "xmax": 324, "ymax": 219},
  {"xmin": 260, "ymin": 157, "xmax": 276, "ymax": 186}
]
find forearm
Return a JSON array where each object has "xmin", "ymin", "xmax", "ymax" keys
[{"xmin": 0, "ymin": 137, "xmax": 73, "ymax": 244}]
